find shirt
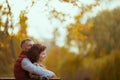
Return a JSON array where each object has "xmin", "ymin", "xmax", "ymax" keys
[{"xmin": 21, "ymin": 58, "xmax": 54, "ymax": 78}]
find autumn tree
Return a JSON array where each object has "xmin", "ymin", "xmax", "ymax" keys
[
  {"xmin": 87, "ymin": 7, "xmax": 120, "ymax": 55},
  {"xmin": 0, "ymin": 0, "xmax": 16, "ymax": 76},
  {"xmin": 0, "ymin": 0, "xmax": 34, "ymax": 76}
]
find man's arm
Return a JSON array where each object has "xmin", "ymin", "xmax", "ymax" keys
[{"xmin": 21, "ymin": 58, "xmax": 55, "ymax": 78}]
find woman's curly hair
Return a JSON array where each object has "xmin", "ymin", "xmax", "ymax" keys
[{"xmin": 27, "ymin": 44, "xmax": 46, "ymax": 63}]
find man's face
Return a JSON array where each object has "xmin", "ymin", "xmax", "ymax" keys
[{"xmin": 22, "ymin": 41, "xmax": 34, "ymax": 51}]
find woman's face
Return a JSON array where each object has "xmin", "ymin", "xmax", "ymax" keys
[{"xmin": 39, "ymin": 50, "xmax": 46, "ymax": 62}]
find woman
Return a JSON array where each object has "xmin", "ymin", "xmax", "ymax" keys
[{"xmin": 27, "ymin": 43, "xmax": 57, "ymax": 79}]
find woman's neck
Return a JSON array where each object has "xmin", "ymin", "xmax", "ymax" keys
[{"xmin": 37, "ymin": 61, "xmax": 41, "ymax": 64}]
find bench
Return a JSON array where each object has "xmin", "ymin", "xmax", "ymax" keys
[
  {"xmin": 0, "ymin": 77, "xmax": 61, "ymax": 80},
  {"xmin": 0, "ymin": 78, "xmax": 61, "ymax": 80}
]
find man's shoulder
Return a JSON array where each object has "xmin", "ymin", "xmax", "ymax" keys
[
  {"xmin": 22, "ymin": 57, "xmax": 29, "ymax": 61},
  {"xmin": 18, "ymin": 51, "xmax": 28, "ymax": 58},
  {"xmin": 22, "ymin": 58, "xmax": 31, "ymax": 63}
]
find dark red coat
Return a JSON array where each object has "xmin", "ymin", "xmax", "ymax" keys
[{"xmin": 14, "ymin": 51, "xmax": 29, "ymax": 79}]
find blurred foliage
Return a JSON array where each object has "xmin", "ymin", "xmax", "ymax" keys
[
  {"xmin": 44, "ymin": 6, "xmax": 120, "ymax": 80},
  {"xmin": 0, "ymin": 0, "xmax": 16, "ymax": 76},
  {"xmin": 47, "ymin": 0, "xmax": 99, "ymax": 23},
  {"xmin": 0, "ymin": 0, "xmax": 34, "ymax": 77},
  {"xmin": 87, "ymin": 7, "xmax": 120, "ymax": 56}
]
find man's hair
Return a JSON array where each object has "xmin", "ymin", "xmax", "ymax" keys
[{"xmin": 20, "ymin": 38, "xmax": 33, "ymax": 48}]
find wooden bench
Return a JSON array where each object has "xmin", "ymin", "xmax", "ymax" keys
[
  {"xmin": 0, "ymin": 78, "xmax": 61, "ymax": 80},
  {"xmin": 0, "ymin": 77, "xmax": 61, "ymax": 80}
]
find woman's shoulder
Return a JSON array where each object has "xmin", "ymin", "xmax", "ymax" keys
[
  {"xmin": 33, "ymin": 62, "xmax": 40, "ymax": 66},
  {"xmin": 33, "ymin": 62, "xmax": 46, "ymax": 68}
]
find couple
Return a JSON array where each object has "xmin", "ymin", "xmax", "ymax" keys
[{"xmin": 14, "ymin": 38, "xmax": 57, "ymax": 80}]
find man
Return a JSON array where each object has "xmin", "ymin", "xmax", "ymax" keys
[
  {"xmin": 14, "ymin": 38, "xmax": 55, "ymax": 79},
  {"xmin": 14, "ymin": 38, "xmax": 34, "ymax": 79}
]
